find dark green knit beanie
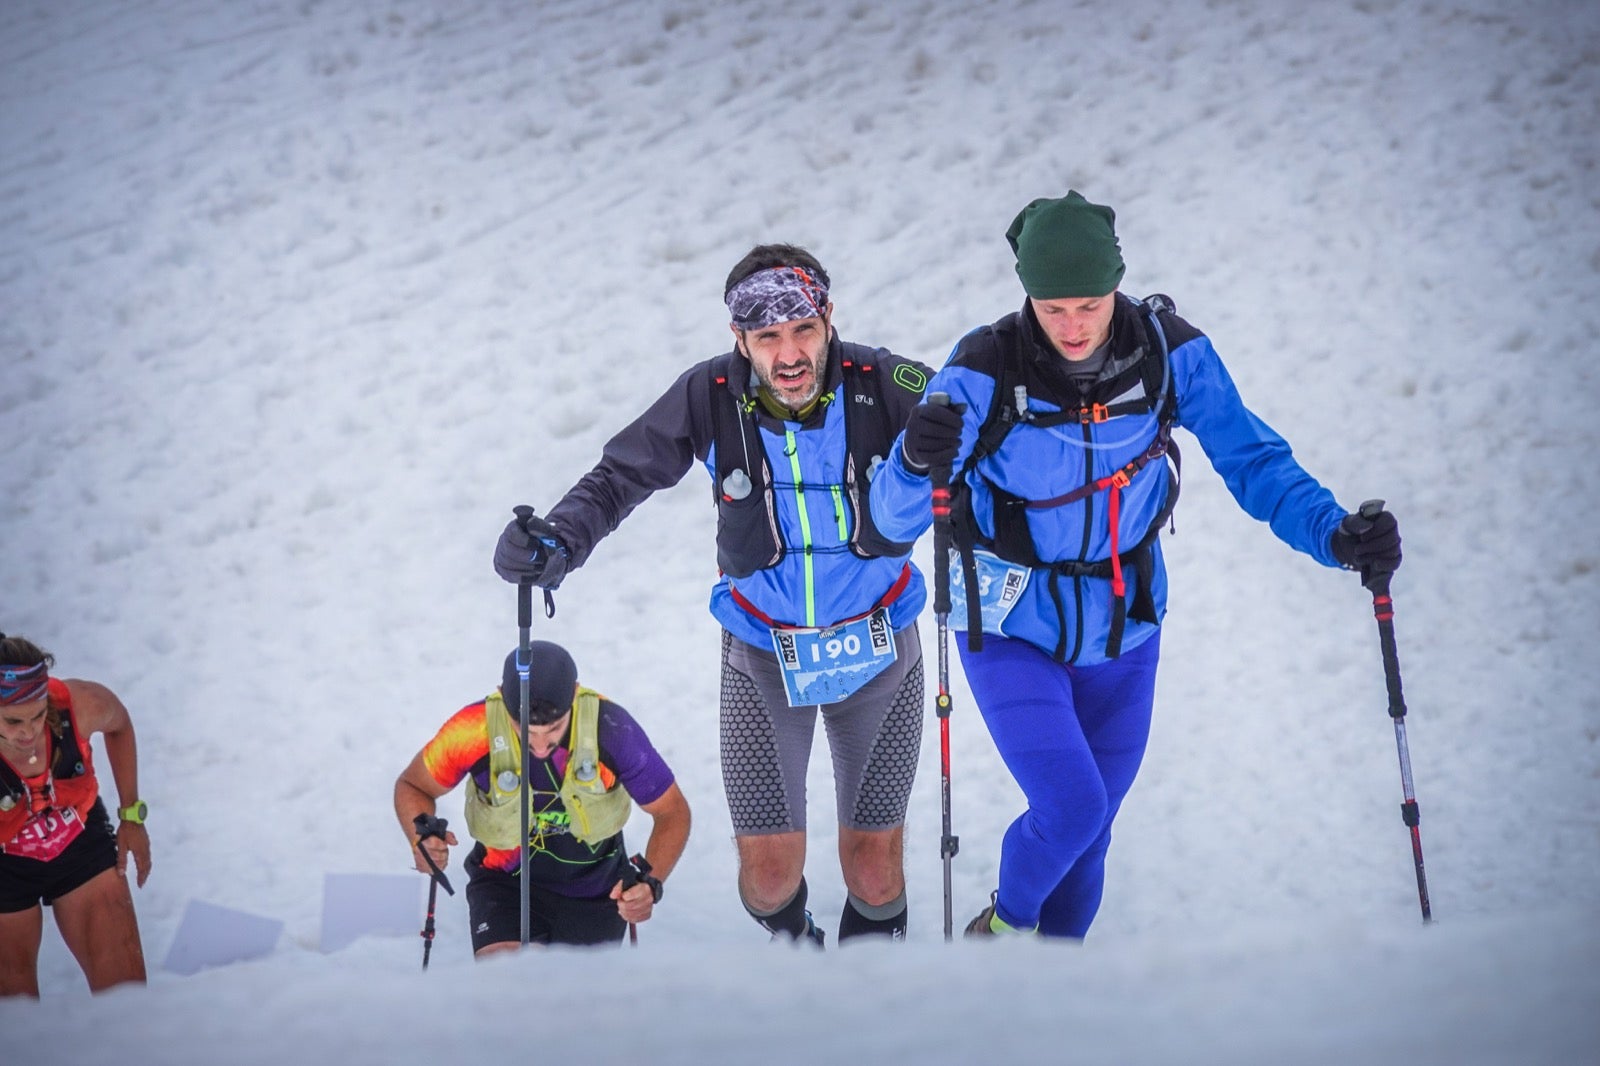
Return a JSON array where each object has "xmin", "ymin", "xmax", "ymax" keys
[{"xmin": 1005, "ymin": 191, "xmax": 1125, "ymax": 299}]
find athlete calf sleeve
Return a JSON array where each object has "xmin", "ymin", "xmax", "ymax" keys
[
  {"xmin": 838, "ymin": 891, "xmax": 907, "ymax": 942},
  {"xmin": 742, "ymin": 877, "xmax": 812, "ymax": 939}
]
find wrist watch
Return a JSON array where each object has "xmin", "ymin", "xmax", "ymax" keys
[{"xmin": 118, "ymin": 800, "xmax": 148, "ymax": 824}]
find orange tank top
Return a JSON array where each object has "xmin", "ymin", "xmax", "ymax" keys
[{"xmin": 0, "ymin": 678, "xmax": 99, "ymax": 848}]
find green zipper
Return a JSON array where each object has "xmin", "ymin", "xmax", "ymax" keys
[{"xmin": 784, "ymin": 428, "xmax": 816, "ymax": 626}]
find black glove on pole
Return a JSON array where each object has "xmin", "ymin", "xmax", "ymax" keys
[
  {"xmin": 927, "ymin": 392, "xmax": 961, "ymax": 941},
  {"xmin": 1343, "ymin": 499, "xmax": 1432, "ymax": 923},
  {"xmin": 496, "ymin": 506, "xmax": 571, "ymax": 593},
  {"xmin": 1331, "ymin": 503, "xmax": 1401, "ymax": 576},
  {"xmin": 902, "ymin": 400, "xmax": 966, "ymax": 473}
]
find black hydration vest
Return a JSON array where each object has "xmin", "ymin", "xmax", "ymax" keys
[
  {"xmin": 0, "ymin": 696, "xmax": 88, "ymax": 812},
  {"xmin": 707, "ymin": 342, "xmax": 924, "ymax": 579},
  {"xmin": 951, "ymin": 295, "xmax": 1182, "ymax": 662}
]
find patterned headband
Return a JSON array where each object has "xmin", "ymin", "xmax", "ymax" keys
[
  {"xmin": 0, "ymin": 661, "xmax": 48, "ymax": 706},
  {"xmin": 726, "ymin": 266, "xmax": 830, "ymax": 331}
]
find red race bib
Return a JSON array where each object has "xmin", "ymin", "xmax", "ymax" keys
[{"xmin": 5, "ymin": 806, "xmax": 86, "ymax": 861}]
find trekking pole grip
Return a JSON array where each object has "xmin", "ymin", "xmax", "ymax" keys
[
  {"xmin": 1352, "ymin": 497, "xmax": 1404, "ymax": 718},
  {"xmin": 410, "ymin": 814, "xmax": 455, "ymax": 896}
]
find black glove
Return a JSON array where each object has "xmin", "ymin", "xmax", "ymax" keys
[
  {"xmin": 900, "ymin": 400, "xmax": 966, "ymax": 474},
  {"xmin": 493, "ymin": 507, "xmax": 571, "ymax": 588},
  {"xmin": 1330, "ymin": 506, "xmax": 1401, "ymax": 578}
]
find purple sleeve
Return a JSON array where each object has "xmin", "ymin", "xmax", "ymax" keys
[{"xmin": 597, "ymin": 700, "xmax": 676, "ymax": 807}]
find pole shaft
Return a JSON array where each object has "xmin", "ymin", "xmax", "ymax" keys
[
  {"xmin": 518, "ymin": 580, "xmax": 533, "ymax": 947},
  {"xmin": 1367, "ymin": 576, "xmax": 1431, "ymax": 922},
  {"xmin": 930, "ymin": 449, "xmax": 958, "ymax": 941},
  {"xmin": 939, "ymin": 693, "xmax": 954, "ymax": 940},
  {"xmin": 422, "ymin": 878, "xmax": 438, "ymax": 970}
]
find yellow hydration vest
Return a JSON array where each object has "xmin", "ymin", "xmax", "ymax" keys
[{"xmin": 463, "ymin": 686, "xmax": 633, "ymax": 848}]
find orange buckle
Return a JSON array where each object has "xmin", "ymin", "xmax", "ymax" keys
[
  {"xmin": 1078, "ymin": 403, "xmax": 1111, "ymax": 424},
  {"xmin": 1109, "ymin": 469, "xmax": 1132, "ymax": 490}
]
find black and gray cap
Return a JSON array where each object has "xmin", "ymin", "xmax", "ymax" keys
[{"xmin": 500, "ymin": 641, "xmax": 578, "ymax": 724}]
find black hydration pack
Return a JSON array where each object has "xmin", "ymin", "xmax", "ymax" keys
[
  {"xmin": 0, "ymin": 696, "xmax": 87, "ymax": 811},
  {"xmin": 707, "ymin": 342, "xmax": 925, "ymax": 579},
  {"xmin": 950, "ymin": 294, "xmax": 1182, "ymax": 662}
]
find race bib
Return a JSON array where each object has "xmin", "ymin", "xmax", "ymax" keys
[
  {"xmin": 4, "ymin": 805, "xmax": 86, "ymax": 862},
  {"xmin": 948, "ymin": 548, "xmax": 1031, "ymax": 634},
  {"xmin": 770, "ymin": 608, "xmax": 897, "ymax": 707}
]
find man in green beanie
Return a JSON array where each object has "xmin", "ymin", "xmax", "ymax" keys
[
  {"xmin": 871, "ymin": 190, "xmax": 1404, "ymax": 938},
  {"xmin": 1008, "ymin": 190, "xmax": 1126, "ymax": 298}
]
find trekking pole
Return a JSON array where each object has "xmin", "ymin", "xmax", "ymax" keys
[
  {"xmin": 1345, "ymin": 498, "xmax": 1432, "ymax": 923},
  {"xmin": 412, "ymin": 813, "xmax": 455, "ymax": 971},
  {"xmin": 511, "ymin": 506, "xmax": 558, "ymax": 949},
  {"xmin": 927, "ymin": 392, "xmax": 960, "ymax": 941},
  {"xmin": 515, "ymin": 571, "xmax": 534, "ymax": 949}
]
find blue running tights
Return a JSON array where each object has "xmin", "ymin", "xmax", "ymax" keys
[{"xmin": 958, "ymin": 630, "xmax": 1160, "ymax": 938}]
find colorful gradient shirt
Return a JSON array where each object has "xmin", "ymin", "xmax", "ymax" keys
[{"xmin": 420, "ymin": 693, "xmax": 673, "ymax": 896}]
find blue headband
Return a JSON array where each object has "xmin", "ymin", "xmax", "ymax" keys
[{"xmin": 0, "ymin": 661, "xmax": 48, "ymax": 706}]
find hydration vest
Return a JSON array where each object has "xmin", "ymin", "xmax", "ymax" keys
[
  {"xmin": 951, "ymin": 295, "xmax": 1182, "ymax": 662},
  {"xmin": 463, "ymin": 686, "xmax": 633, "ymax": 848},
  {"xmin": 0, "ymin": 678, "xmax": 96, "ymax": 847},
  {"xmin": 707, "ymin": 342, "xmax": 926, "ymax": 579}
]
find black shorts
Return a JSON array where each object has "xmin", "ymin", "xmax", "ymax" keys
[
  {"xmin": 464, "ymin": 852, "xmax": 627, "ymax": 952},
  {"xmin": 0, "ymin": 798, "xmax": 118, "ymax": 913}
]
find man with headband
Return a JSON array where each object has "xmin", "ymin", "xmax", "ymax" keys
[
  {"xmin": 1, "ymin": 634, "xmax": 151, "ymax": 997},
  {"xmin": 494, "ymin": 244, "xmax": 934, "ymax": 946}
]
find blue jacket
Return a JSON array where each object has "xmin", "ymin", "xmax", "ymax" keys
[
  {"xmin": 547, "ymin": 335, "xmax": 932, "ymax": 650},
  {"xmin": 870, "ymin": 294, "xmax": 1348, "ymax": 665}
]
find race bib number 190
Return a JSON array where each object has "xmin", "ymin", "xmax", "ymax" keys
[{"xmin": 771, "ymin": 608, "xmax": 897, "ymax": 707}]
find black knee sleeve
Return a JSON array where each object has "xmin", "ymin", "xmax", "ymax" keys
[
  {"xmin": 838, "ymin": 891, "xmax": 907, "ymax": 943},
  {"xmin": 742, "ymin": 876, "xmax": 811, "ymax": 940}
]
